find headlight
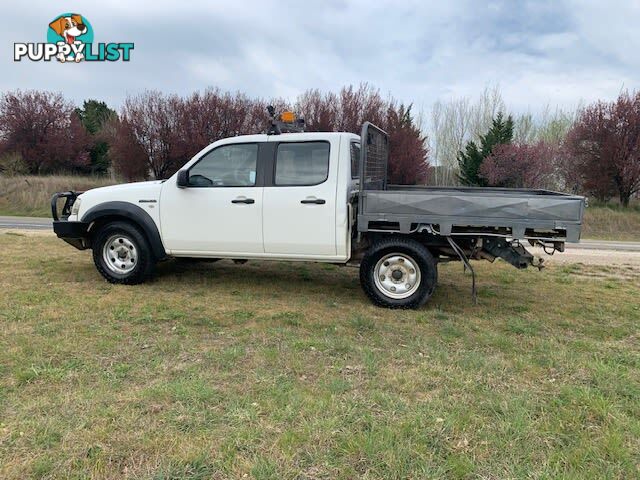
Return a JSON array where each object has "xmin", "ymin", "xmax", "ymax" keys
[{"xmin": 71, "ymin": 197, "xmax": 82, "ymax": 216}]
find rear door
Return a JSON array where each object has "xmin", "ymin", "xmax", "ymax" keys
[{"xmin": 262, "ymin": 139, "xmax": 338, "ymax": 256}]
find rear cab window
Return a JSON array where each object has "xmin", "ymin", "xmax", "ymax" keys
[
  {"xmin": 350, "ymin": 142, "xmax": 360, "ymax": 179},
  {"xmin": 274, "ymin": 141, "xmax": 330, "ymax": 186}
]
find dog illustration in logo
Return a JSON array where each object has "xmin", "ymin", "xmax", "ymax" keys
[{"xmin": 48, "ymin": 14, "xmax": 87, "ymax": 63}]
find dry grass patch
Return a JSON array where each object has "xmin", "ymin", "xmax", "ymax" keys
[
  {"xmin": 582, "ymin": 203, "xmax": 640, "ymax": 241},
  {"xmin": 0, "ymin": 175, "xmax": 116, "ymax": 217}
]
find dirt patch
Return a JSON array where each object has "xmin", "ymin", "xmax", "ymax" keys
[
  {"xmin": 531, "ymin": 246, "xmax": 640, "ymax": 267},
  {"xmin": 0, "ymin": 229, "xmax": 53, "ymax": 237},
  {"xmin": 530, "ymin": 246, "xmax": 640, "ymax": 281}
]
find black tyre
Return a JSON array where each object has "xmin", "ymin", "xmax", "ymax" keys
[
  {"xmin": 92, "ymin": 221, "xmax": 155, "ymax": 285},
  {"xmin": 360, "ymin": 237, "xmax": 437, "ymax": 309}
]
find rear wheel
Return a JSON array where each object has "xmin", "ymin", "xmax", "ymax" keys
[
  {"xmin": 92, "ymin": 221, "xmax": 155, "ymax": 284},
  {"xmin": 360, "ymin": 237, "xmax": 437, "ymax": 308}
]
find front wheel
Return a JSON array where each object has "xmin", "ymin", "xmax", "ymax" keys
[
  {"xmin": 92, "ymin": 221, "xmax": 155, "ymax": 284},
  {"xmin": 360, "ymin": 237, "xmax": 437, "ymax": 309}
]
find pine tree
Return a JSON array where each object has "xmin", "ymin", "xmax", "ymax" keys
[
  {"xmin": 457, "ymin": 112, "xmax": 514, "ymax": 186},
  {"xmin": 75, "ymin": 100, "xmax": 117, "ymax": 174}
]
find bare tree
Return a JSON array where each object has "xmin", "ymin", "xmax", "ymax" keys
[
  {"xmin": 513, "ymin": 106, "xmax": 577, "ymax": 145},
  {"xmin": 429, "ymin": 85, "xmax": 505, "ymax": 185},
  {"xmin": 430, "ymin": 97, "xmax": 470, "ymax": 185}
]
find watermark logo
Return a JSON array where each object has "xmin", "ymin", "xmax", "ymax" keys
[{"xmin": 14, "ymin": 13, "xmax": 134, "ymax": 62}]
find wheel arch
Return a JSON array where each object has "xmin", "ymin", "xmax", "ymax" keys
[
  {"xmin": 82, "ymin": 201, "xmax": 167, "ymax": 260},
  {"xmin": 361, "ymin": 231, "xmax": 441, "ymax": 255}
]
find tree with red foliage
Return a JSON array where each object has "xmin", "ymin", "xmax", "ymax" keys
[
  {"xmin": 480, "ymin": 141, "xmax": 556, "ymax": 189},
  {"xmin": 386, "ymin": 104, "xmax": 429, "ymax": 184},
  {"xmin": 297, "ymin": 84, "xmax": 386, "ymax": 133},
  {"xmin": 67, "ymin": 113, "xmax": 92, "ymax": 172},
  {"xmin": 0, "ymin": 90, "xmax": 91, "ymax": 173},
  {"xmin": 110, "ymin": 89, "xmax": 279, "ymax": 179},
  {"xmin": 297, "ymin": 84, "xmax": 429, "ymax": 184},
  {"xmin": 104, "ymin": 117, "xmax": 149, "ymax": 181},
  {"xmin": 114, "ymin": 91, "xmax": 183, "ymax": 179},
  {"xmin": 111, "ymin": 84, "xmax": 429, "ymax": 183},
  {"xmin": 295, "ymin": 89, "xmax": 337, "ymax": 132},
  {"xmin": 175, "ymin": 88, "xmax": 273, "ymax": 159},
  {"xmin": 565, "ymin": 91, "xmax": 640, "ymax": 206}
]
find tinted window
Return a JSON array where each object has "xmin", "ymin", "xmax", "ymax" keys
[
  {"xmin": 189, "ymin": 144, "xmax": 257, "ymax": 187},
  {"xmin": 350, "ymin": 142, "xmax": 360, "ymax": 179},
  {"xmin": 275, "ymin": 142, "xmax": 329, "ymax": 186}
]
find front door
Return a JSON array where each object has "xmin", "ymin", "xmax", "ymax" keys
[{"xmin": 160, "ymin": 142, "xmax": 263, "ymax": 255}]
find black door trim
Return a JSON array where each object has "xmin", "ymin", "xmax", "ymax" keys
[{"xmin": 259, "ymin": 142, "xmax": 276, "ymax": 187}]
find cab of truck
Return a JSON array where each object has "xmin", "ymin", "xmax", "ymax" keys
[{"xmin": 158, "ymin": 130, "xmax": 360, "ymax": 261}]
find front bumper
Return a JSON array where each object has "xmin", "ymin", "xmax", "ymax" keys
[
  {"xmin": 51, "ymin": 191, "xmax": 90, "ymax": 250},
  {"xmin": 53, "ymin": 220, "xmax": 90, "ymax": 250}
]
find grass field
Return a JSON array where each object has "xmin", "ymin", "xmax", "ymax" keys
[
  {"xmin": 582, "ymin": 202, "xmax": 640, "ymax": 242},
  {"xmin": 0, "ymin": 233, "xmax": 638, "ymax": 479},
  {"xmin": 1, "ymin": 175, "xmax": 639, "ymax": 242}
]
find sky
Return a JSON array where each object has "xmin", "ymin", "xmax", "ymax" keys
[{"xmin": 3, "ymin": 0, "xmax": 640, "ymax": 116}]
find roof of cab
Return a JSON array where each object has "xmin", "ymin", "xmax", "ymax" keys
[
  {"xmin": 216, "ymin": 131, "xmax": 360, "ymax": 144},
  {"xmin": 268, "ymin": 131, "xmax": 360, "ymax": 142}
]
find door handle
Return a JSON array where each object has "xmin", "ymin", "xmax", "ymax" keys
[
  {"xmin": 231, "ymin": 198, "xmax": 255, "ymax": 204},
  {"xmin": 301, "ymin": 198, "xmax": 326, "ymax": 205}
]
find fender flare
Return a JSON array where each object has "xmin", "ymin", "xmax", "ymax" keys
[{"xmin": 82, "ymin": 201, "xmax": 167, "ymax": 260}]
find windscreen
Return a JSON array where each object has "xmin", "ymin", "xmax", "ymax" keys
[{"xmin": 359, "ymin": 122, "xmax": 389, "ymax": 191}]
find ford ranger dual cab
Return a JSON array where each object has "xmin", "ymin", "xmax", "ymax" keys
[{"xmin": 52, "ymin": 118, "xmax": 585, "ymax": 308}]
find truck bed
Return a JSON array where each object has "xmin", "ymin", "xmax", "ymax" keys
[{"xmin": 357, "ymin": 185, "xmax": 585, "ymax": 242}]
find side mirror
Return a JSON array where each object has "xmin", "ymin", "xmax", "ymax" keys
[{"xmin": 176, "ymin": 170, "xmax": 189, "ymax": 188}]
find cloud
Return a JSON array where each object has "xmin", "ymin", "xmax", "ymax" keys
[{"xmin": 1, "ymin": 0, "xmax": 638, "ymax": 115}]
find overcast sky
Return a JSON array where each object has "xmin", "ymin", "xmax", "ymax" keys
[{"xmin": 3, "ymin": 0, "xmax": 639, "ymax": 116}]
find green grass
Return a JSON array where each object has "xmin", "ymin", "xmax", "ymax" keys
[{"xmin": 0, "ymin": 234, "xmax": 639, "ymax": 478}]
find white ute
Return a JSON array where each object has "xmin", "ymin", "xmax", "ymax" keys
[{"xmin": 52, "ymin": 111, "xmax": 585, "ymax": 308}]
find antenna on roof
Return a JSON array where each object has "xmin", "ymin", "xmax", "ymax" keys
[{"xmin": 267, "ymin": 106, "xmax": 305, "ymax": 135}]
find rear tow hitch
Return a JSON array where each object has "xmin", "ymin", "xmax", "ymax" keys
[{"xmin": 483, "ymin": 237, "xmax": 541, "ymax": 270}]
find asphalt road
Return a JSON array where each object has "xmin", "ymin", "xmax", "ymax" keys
[
  {"xmin": 0, "ymin": 215, "xmax": 53, "ymax": 230},
  {"xmin": 1, "ymin": 216, "xmax": 639, "ymax": 252}
]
